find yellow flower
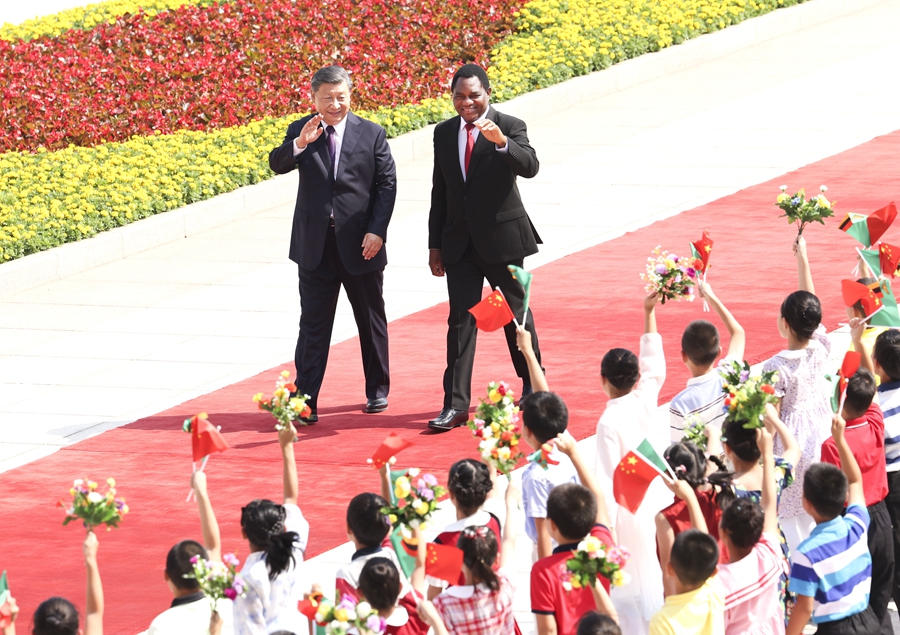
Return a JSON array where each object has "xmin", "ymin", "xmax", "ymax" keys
[
  {"xmin": 571, "ymin": 577, "xmax": 583, "ymax": 589},
  {"xmin": 280, "ymin": 370, "xmax": 290, "ymax": 378},
  {"xmin": 389, "ymin": 514, "xmax": 398, "ymax": 524},
  {"xmin": 776, "ymin": 193, "xmax": 787, "ymax": 203},
  {"xmin": 106, "ymin": 478, "xmax": 116, "ymax": 488},
  {"xmin": 394, "ymin": 476, "xmax": 411, "ymax": 499},
  {"xmin": 413, "ymin": 499, "xmax": 430, "ymax": 515},
  {"xmin": 488, "ymin": 389, "xmax": 502, "ymax": 403},
  {"xmin": 334, "ymin": 608, "xmax": 349, "ymax": 622}
]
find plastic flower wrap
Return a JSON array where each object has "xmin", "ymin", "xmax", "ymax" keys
[
  {"xmin": 563, "ymin": 535, "xmax": 630, "ymax": 592},
  {"xmin": 59, "ymin": 478, "xmax": 128, "ymax": 532},
  {"xmin": 776, "ymin": 185, "xmax": 834, "ymax": 236},
  {"xmin": 252, "ymin": 370, "xmax": 311, "ymax": 430},
  {"xmin": 641, "ymin": 246, "xmax": 697, "ymax": 304},
  {"xmin": 185, "ymin": 553, "xmax": 245, "ymax": 612},
  {"xmin": 680, "ymin": 414, "xmax": 707, "ymax": 452},
  {"xmin": 720, "ymin": 360, "xmax": 778, "ymax": 429},
  {"xmin": 313, "ymin": 594, "xmax": 386, "ymax": 635},
  {"xmin": 381, "ymin": 468, "xmax": 446, "ymax": 529},
  {"xmin": 467, "ymin": 381, "xmax": 523, "ymax": 475}
]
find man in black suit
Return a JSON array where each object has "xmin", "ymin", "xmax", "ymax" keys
[
  {"xmin": 269, "ymin": 65, "xmax": 396, "ymax": 422},
  {"xmin": 427, "ymin": 63, "xmax": 543, "ymax": 431}
]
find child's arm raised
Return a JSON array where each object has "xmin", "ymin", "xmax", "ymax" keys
[
  {"xmin": 516, "ymin": 328, "xmax": 548, "ymax": 392},
  {"xmin": 763, "ymin": 403, "xmax": 801, "ymax": 469},
  {"xmin": 500, "ymin": 478, "xmax": 519, "ymax": 569},
  {"xmin": 410, "ymin": 526, "xmax": 427, "ymax": 596},
  {"xmin": 1, "ymin": 596, "xmax": 18, "ymax": 635},
  {"xmin": 83, "ymin": 531, "xmax": 104, "ymax": 635},
  {"xmin": 590, "ymin": 580, "xmax": 619, "ymax": 624},
  {"xmin": 555, "ymin": 432, "xmax": 612, "ymax": 529},
  {"xmin": 661, "ymin": 476, "xmax": 708, "ymax": 533},
  {"xmin": 698, "ymin": 281, "xmax": 745, "ymax": 360},
  {"xmin": 850, "ymin": 317, "xmax": 876, "ymax": 374},
  {"xmin": 279, "ymin": 422, "xmax": 299, "ymax": 506},
  {"xmin": 832, "ymin": 414, "xmax": 865, "ymax": 507},
  {"xmin": 644, "ymin": 291, "xmax": 660, "ymax": 335},
  {"xmin": 794, "ymin": 235, "xmax": 815, "ymax": 295},
  {"xmin": 758, "ymin": 428, "xmax": 778, "ymax": 535},
  {"xmin": 191, "ymin": 471, "xmax": 222, "ymax": 563},
  {"xmin": 378, "ymin": 461, "xmax": 393, "ymax": 503}
]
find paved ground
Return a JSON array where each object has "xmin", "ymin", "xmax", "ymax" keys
[{"xmin": 3, "ymin": 1, "xmax": 900, "ymax": 632}]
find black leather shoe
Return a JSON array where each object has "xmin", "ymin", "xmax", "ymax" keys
[
  {"xmin": 521, "ymin": 383, "xmax": 534, "ymax": 398},
  {"xmin": 300, "ymin": 409, "xmax": 318, "ymax": 424},
  {"xmin": 427, "ymin": 408, "xmax": 469, "ymax": 431},
  {"xmin": 365, "ymin": 398, "xmax": 388, "ymax": 413}
]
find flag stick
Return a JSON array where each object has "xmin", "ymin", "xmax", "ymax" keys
[
  {"xmin": 186, "ymin": 456, "xmax": 210, "ymax": 503},
  {"xmin": 701, "ymin": 269, "xmax": 709, "ymax": 313},
  {"xmin": 863, "ymin": 304, "xmax": 885, "ymax": 324},
  {"xmin": 494, "ymin": 287, "xmax": 520, "ymax": 329}
]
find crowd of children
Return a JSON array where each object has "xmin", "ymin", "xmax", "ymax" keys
[{"xmin": 5, "ymin": 235, "xmax": 900, "ymax": 635}]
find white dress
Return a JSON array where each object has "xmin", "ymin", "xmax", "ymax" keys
[{"xmin": 595, "ymin": 333, "xmax": 670, "ymax": 635}]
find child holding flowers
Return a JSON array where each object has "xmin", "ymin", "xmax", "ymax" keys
[{"xmin": 762, "ymin": 235, "xmax": 832, "ymax": 550}]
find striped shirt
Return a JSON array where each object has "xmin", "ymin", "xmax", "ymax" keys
[
  {"xmin": 877, "ymin": 380, "xmax": 900, "ymax": 472},
  {"xmin": 788, "ymin": 504, "xmax": 871, "ymax": 624},
  {"xmin": 668, "ymin": 358, "xmax": 735, "ymax": 443}
]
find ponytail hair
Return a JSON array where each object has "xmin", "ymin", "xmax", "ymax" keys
[
  {"xmin": 780, "ymin": 290, "xmax": 821, "ymax": 341},
  {"xmin": 33, "ymin": 598, "xmax": 79, "ymax": 635},
  {"xmin": 457, "ymin": 525, "xmax": 499, "ymax": 591},
  {"xmin": 447, "ymin": 459, "xmax": 493, "ymax": 514},
  {"xmin": 664, "ymin": 442, "xmax": 735, "ymax": 511},
  {"xmin": 241, "ymin": 499, "xmax": 299, "ymax": 580},
  {"xmin": 600, "ymin": 348, "xmax": 639, "ymax": 392}
]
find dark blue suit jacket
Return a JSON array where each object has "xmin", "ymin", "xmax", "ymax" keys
[{"xmin": 269, "ymin": 112, "xmax": 396, "ymax": 275}]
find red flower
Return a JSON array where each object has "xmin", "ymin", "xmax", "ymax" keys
[
  {"xmin": 761, "ymin": 384, "xmax": 775, "ymax": 395},
  {"xmin": 285, "ymin": 383, "xmax": 297, "ymax": 393},
  {"xmin": 301, "ymin": 405, "xmax": 311, "ymax": 418}
]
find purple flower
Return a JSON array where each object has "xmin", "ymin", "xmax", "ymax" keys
[
  {"xmin": 791, "ymin": 197, "xmax": 800, "ymax": 205},
  {"xmin": 739, "ymin": 370, "xmax": 750, "ymax": 383},
  {"xmin": 190, "ymin": 555, "xmax": 200, "ymax": 564},
  {"xmin": 418, "ymin": 487, "xmax": 435, "ymax": 501},
  {"xmin": 367, "ymin": 615, "xmax": 386, "ymax": 632},
  {"xmin": 223, "ymin": 553, "xmax": 240, "ymax": 567},
  {"xmin": 337, "ymin": 594, "xmax": 356, "ymax": 610},
  {"xmin": 224, "ymin": 587, "xmax": 237, "ymax": 600},
  {"xmin": 233, "ymin": 576, "xmax": 245, "ymax": 594},
  {"xmin": 423, "ymin": 474, "xmax": 438, "ymax": 486},
  {"xmin": 655, "ymin": 264, "xmax": 667, "ymax": 274},
  {"xmin": 686, "ymin": 267, "xmax": 696, "ymax": 279}
]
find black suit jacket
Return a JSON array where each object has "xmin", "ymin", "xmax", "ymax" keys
[
  {"xmin": 269, "ymin": 112, "xmax": 396, "ymax": 275},
  {"xmin": 428, "ymin": 107, "xmax": 541, "ymax": 266}
]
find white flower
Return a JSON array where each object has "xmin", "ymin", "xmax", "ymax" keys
[
  {"xmin": 780, "ymin": 185, "xmax": 787, "ymax": 192},
  {"xmin": 409, "ymin": 518, "xmax": 421, "ymax": 529},
  {"xmin": 87, "ymin": 492, "xmax": 104, "ymax": 503},
  {"xmin": 577, "ymin": 540, "xmax": 587, "ymax": 551},
  {"xmin": 356, "ymin": 602, "xmax": 372, "ymax": 619},
  {"xmin": 820, "ymin": 185, "xmax": 827, "ymax": 192},
  {"xmin": 562, "ymin": 580, "xmax": 573, "ymax": 592},
  {"xmin": 407, "ymin": 468, "xmax": 420, "ymax": 478},
  {"xmin": 73, "ymin": 479, "xmax": 84, "ymax": 486}
]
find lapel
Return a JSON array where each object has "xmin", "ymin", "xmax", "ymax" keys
[
  {"xmin": 336, "ymin": 113, "xmax": 362, "ymax": 183},
  {"xmin": 444, "ymin": 115, "xmax": 466, "ymax": 191},
  {"xmin": 311, "ymin": 124, "xmax": 332, "ymax": 179},
  {"xmin": 464, "ymin": 107, "xmax": 497, "ymax": 188}
]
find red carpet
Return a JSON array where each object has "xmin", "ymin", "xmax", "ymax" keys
[{"xmin": 3, "ymin": 130, "xmax": 900, "ymax": 633}]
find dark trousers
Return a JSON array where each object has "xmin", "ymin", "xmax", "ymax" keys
[
  {"xmin": 295, "ymin": 226, "xmax": 389, "ymax": 410},
  {"xmin": 867, "ymin": 499, "xmax": 895, "ymax": 635},
  {"xmin": 816, "ymin": 606, "xmax": 879, "ymax": 635},
  {"xmin": 887, "ymin": 472, "xmax": 900, "ymax": 614},
  {"xmin": 442, "ymin": 243, "xmax": 541, "ymax": 410}
]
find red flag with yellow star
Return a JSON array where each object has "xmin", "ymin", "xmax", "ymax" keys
[
  {"xmin": 613, "ymin": 439, "xmax": 668, "ymax": 513},
  {"xmin": 841, "ymin": 279, "xmax": 882, "ymax": 317},
  {"xmin": 468, "ymin": 289, "xmax": 515, "ymax": 332},
  {"xmin": 689, "ymin": 230, "xmax": 713, "ymax": 273},
  {"xmin": 399, "ymin": 541, "xmax": 464, "ymax": 584},
  {"xmin": 184, "ymin": 413, "xmax": 229, "ymax": 462},
  {"xmin": 880, "ymin": 242, "xmax": 900, "ymax": 277},
  {"xmin": 868, "ymin": 202, "xmax": 897, "ymax": 246}
]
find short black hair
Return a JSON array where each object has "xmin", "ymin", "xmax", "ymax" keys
[
  {"xmin": 577, "ymin": 612, "xmax": 621, "ymax": 635},
  {"xmin": 166, "ymin": 540, "xmax": 207, "ymax": 590},
  {"xmin": 601, "ymin": 348, "xmax": 639, "ymax": 391},
  {"xmin": 346, "ymin": 493, "xmax": 390, "ymax": 547},
  {"xmin": 521, "ymin": 391, "xmax": 568, "ymax": 443},
  {"xmin": 803, "ymin": 463, "xmax": 847, "ymax": 519},
  {"xmin": 719, "ymin": 498, "xmax": 764, "ymax": 549},
  {"xmin": 875, "ymin": 329, "xmax": 900, "ymax": 382},
  {"xmin": 547, "ymin": 483, "xmax": 597, "ymax": 541},
  {"xmin": 851, "ymin": 277, "xmax": 878, "ymax": 317},
  {"xmin": 447, "ymin": 459, "xmax": 493, "ymax": 514},
  {"xmin": 33, "ymin": 598, "xmax": 79, "ymax": 635},
  {"xmin": 843, "ymin": 367, "xmax": 876, "ymax": 419},
  {"xmin": 358, "ymin": 557, "xmax": 401, "ymax": 612},
  {"xmin": 670, "ymin": 529, "xmax": 718, "ymax": 586},
  {"xmin": 451, "ymin": 63, "xmax": 490, "ymax": 92},
  {"xmin": 780, "ymin": 290, "xmax": 821, "ymax": 341},
  {"xmin": 311, "ymin": 65, "xmax": 352, "ymax": 93},
  {"xmin": 681, "ymin": 320, "xmax": 720, "ymax": 367},
  {"xmin": 722, "ymin": 418, "xmax": 761, "ymax": 463}
]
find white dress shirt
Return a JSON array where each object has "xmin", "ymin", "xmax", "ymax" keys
[
  {"xmin": 457, "ymin": 109, "xmax": 507, "ymax": 181},
  {"xmin": 293, "ymin": 115, "xmax": 347, "ymax": 176}
]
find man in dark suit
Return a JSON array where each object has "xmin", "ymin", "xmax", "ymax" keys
[
  {"xmin": 269, "ymin": 65, "xmax": 396, "ymax": 422},
  {"xmin": 427, "ymin": 63, "xmax": 543, "ymax": 431}
]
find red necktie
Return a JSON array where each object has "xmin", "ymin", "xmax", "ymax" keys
[{"xmin": 464, "ymin": 123, "xmax": 475, "ymax": 177}]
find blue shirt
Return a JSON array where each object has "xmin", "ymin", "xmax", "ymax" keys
[
  {"xmin": 788, "ymin": 504, "xmax": 871, "ymax": 624},
  {"xmin": 521, "ymin": 451, "xmax": 578, "ymax": 543},
  {"xmin": 877, "ymin": 380, "xmax": 900, "ymax": 473}
]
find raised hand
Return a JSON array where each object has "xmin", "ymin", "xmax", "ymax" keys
[
  {"xmin": 295, "ymin": 114, "xmax": 325, "ymax": 150},
  {"xmin": 473, "ymin": 119, "xmax": 507, "ymax": 148}
]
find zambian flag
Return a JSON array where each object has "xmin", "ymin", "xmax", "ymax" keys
[
  {"xmin": 0, "ymin": 571, "xmax": 11, "ymax": 629},
  {"xmin": 870, "ymin": 279, "xmax": 900, "ymax": 328},
  {"xmin": 508, "ymin": 264, "xmax": 533, "ymax": 320},
  {"xmin": 613, "ymin": 439, "xmax": 669, "ymax": 513},
  {"xmin": 840, "ymin": 212, "xmax": 871, "ymax": 247},
  {"xmin": 858, "ymin": 247, "xmax": 881, "ymax": 279}
]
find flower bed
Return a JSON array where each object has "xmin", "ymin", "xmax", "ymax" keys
[
  {"xmin": 0, "ymin": 0, "xmax": 517, "ymax": 153},
  {"xmin": 1, "ymin": 0, "xmax": 812, "ymax": 262}
]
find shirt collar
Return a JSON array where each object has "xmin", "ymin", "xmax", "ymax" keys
[
  {"xmin": 441, "ymin": 510, "xmax": 491, "ymax": 533},
  {"xmin": 459, "ymin": 109, "xmax": 489, "ymax": 132},
  {"xmin": 844, "ymin": 413, "xmax": 870, "ymax": 429},
  {"xmin": 351, "ymin": 545, "xmax": 383, "ymax": 561},
  {"xmin": 879, "ymin": 380, "xmax": 900, "ymax": 393},
  {"xmin": 385, "ymin": 605, "xmax": 410, "ymax": 627},
  {"xmin": 552, "ymin": 542, "xmax": 581, "ymax": 555},
  {"xmin": 774, "ymin": 348, "xmax": 807, "ymax": 360},
  {"xmin": 686, "ymin": 369, "xmax": 722, "ymax": 386},
  {"xmin": 324, "ymin": 115, "xmax": 349, "ymax": 136},
  {"xmin": 171, "ymin": 591, "xmax": 205, "ymax": 608}
]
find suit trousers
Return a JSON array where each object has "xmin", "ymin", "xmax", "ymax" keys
[
  {"xmin": 442, "ymin": 242, "xmax": 541, "ymax": 410},
  {"xmin": 295, "ymin": 226, "xmax": 389, "ymax": 410},
  {"xmin": 886, "ymin": 471, "xmax": 900, "ymax": 615}
]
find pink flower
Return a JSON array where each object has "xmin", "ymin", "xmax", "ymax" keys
[{"xmin": 224, "ymin": 587, "xmax": 237, "ymax": 600}]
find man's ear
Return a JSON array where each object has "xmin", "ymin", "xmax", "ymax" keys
[{"xmin": 164, "ymin": 570, "xmax": 171, "ymax": 582}]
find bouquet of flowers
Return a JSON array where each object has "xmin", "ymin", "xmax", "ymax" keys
[
  {"xmin": 185, "ymin": 553, "xmax": 245, "ymax": 612},
  {"xmin": 720, "ymin": 360, "xmax": 778, "ymax": 429},
  {"xmin": 313, "ymin": 595, "xmax": 386, "ymax": 635},
  {"xmin": 641, "ymin": 246, "xmax": 698, "ymax": 304},
  {"xmin": 776, "ymin": 185, "xmax": 834, "ymax": 236},
  {"xmin": 252, "ymin": 370, "xmax": 312, "ymax": 430},
  {"xmin": 563, "ymin": 535, "xmax": 631, "ymax": 591},
  {"xmin": 467, "ymin": 381, "xmax": 523, "ymax": 475},
  {"xmin": 381, "ymin": 468, "xmax": 446, "ymax": 529},
  {"xmin": 60, "ymin": 478, "xmax": 128, "ymax": 532},
  {"xmin": 681, "ymin": 414, "xmax": 707, "ymax": 452}
]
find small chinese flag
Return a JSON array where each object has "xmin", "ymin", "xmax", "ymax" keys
[
  {"xmin": 424, "ymin": 543, "xmax": 465, "ymax": 584},
  {"xmin": 868, "ymin": 202, "xmax": 897, "ymax": 246},
  {"xmin": 689, "ymin": 230, "xmax": 713, "ymax": 273},
  {"xmin": 468, "ymin": 290, "xmax": 515, "ymax": 332},
  {"xmin": 881, "ymin": 243, "xmax": 900, "ymax": 277},
  {"xmin": 0, "ymin": 571, "xmax": 11, "ymax": 630},
  {"xmin": 368, "ymin": 433, "xmax": 414, "ymax": 469},
  {"xmin": 297, "ymin": 590, "xmax": 325, "ymax": 620},
  {"xmin": 841, "ymin": 279, "xmax": 882, "ymax": 317},
  {"xmin": 832, "ymin": 350, "xmax": 862, "ymax": 414},
  {"xmin": 613, "ymin": 439, "xmax": 668, "ymax": 513},
  {"xmin": 184, "ymin": 413, "xmax": 229, "ymax": 462}
]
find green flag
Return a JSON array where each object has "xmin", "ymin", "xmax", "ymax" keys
[
  {"xmin": 388, "ymin": 469, "xmax": 417, "ymax": 578},
  {"xmin": 635, "ymin": 439, "xmax": 670, "ymax": 475},
  {"xmin": 0, "ymin": 571, "xmax": 10, "ymax": 630},
  {"xmin": 508, "ymin": 265, "xmax": 533, "ymax": 321},
  {"xmin": 870, "ymin": 279, "xmax": 900, "ymax": 327},
  {"xmin": 859, "ymin": 248, "xmax": 882, "ymax": 278},
  {"xmin": 840, "ymin": 213, "xmax": 871, "ymax": 247},
  {"xmin": 0, "ymin": 571, "xmax": 8, "ymax": 605}
]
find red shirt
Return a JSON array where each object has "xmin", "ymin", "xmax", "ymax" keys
[
  {"xmin": 384, "ymin": 590, "xmax": 430, "ymax": 635},
  {"xmin": 530, "ymin": 525, "xmax": 614, "ymax": 635},
  {"xmin": 821, "ymin": 402, "xmax": 888, "ymax": 506},
  {"xmin": 434, "ymin": 511, "xmax": 503, "ymax": 587},
  {"xmin": 660, "ymin": 488, "xmax": 730, "ymax": 564}
]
